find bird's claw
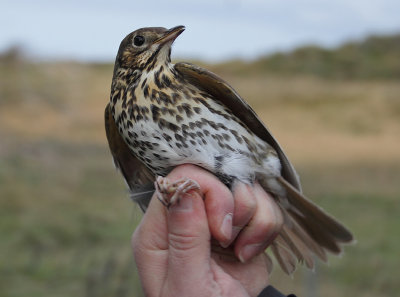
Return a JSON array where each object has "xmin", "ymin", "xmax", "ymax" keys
[{"xmin": 154, "ymin": 176, "xmax": 200, "ymax": 208}]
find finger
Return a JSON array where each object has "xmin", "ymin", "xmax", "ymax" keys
[
  {"xmin": 131, "ymin": 188, "xmax": 169, "ymax": 297},
  {"xmin": 234, "ymin": 182, "xmax": 284, "ymax": 263},
  {"xmin": 229, "ymin": 181, "xmax": 257, "ymax": 245},
  {"xmin": 165, "ymin": 188, "xmax": 212, "ymax": 294},
  {"xmin": 167, "ymin": 164, "xmax": 235, "ymax": 246}
]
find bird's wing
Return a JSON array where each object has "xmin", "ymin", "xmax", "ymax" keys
[
  {"xmin": 175, "ymin": 62, "xmax": 302, "ymax": 192},
  {"xmin": 104, "ymin": 103, "xmax": 155, "ymax": 211}
]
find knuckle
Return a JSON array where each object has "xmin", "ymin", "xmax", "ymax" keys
[
  {"xmin": 170, "ymin": 164, "xmax": 198, "ymax": 177},
  {"xmin": 234, "ymin": 187, "xmax": 257, "ymax": 218},
  {"xmin": 257, "ymin": 215, "xmax": 279, "ymax": 235},
  {"xmin": 168, "ymin": 232, "xmax": 200, "ymax": 252},
  {"xmin": 237, "ymin": 194, "xmax": 257, "ymax": 214}
]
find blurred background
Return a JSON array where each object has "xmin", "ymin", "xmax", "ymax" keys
[{"xmin": 1, "ymin": 1, "xmax": 399, "ymax": 296}]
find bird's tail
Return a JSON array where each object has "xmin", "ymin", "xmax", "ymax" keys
[{"xmin": 268, "ymin": 176, "xmax": 353, "ymax": 275}]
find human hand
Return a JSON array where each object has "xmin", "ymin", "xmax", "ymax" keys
[{"xmin": 132, "ymin": 164, "xmax": 283, "ymax": 297}]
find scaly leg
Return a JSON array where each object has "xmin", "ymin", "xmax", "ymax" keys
[{"xmin": 154, "ymin": 176, "xmax": 200, "ymax": 208}]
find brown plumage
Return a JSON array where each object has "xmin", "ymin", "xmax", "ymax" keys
[{"xmin": 105, "ymin": 25, "xmax": 353, "ymax": 274}]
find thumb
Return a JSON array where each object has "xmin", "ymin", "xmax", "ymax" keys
[{"xmin": 165, "ymin": 190, "xmax": 212, "ymax": 292}]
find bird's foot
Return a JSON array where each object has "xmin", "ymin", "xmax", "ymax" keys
[{"xmin": 154, "ymin": 176, "xmax": 200, "ymax": 208}]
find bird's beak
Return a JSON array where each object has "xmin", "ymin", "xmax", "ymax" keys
[{"xmin": 154, "ymin": 25, "xmax": 185, "ymax": 46}]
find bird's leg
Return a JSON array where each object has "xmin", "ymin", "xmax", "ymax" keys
[{"xmin": 154, "ymin": 176, "xmax": 200, "ymax": 208}]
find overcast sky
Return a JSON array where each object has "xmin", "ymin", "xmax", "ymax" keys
[{"xmin": 1, "ymin": 0, "xmax": 399, "ymax": 62}]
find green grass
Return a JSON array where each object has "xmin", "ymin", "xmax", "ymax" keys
[
  {"xmin": 0, "ymin": 139, "xmax": 144, "ymax": 297},
  {"xmin": 268, "ymin": 163, "xmax": 400, "ymax": 297}
]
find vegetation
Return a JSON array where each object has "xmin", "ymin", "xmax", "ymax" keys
[
  {"xmin": 0, "ymin": 33, "xmax": 399, "ymax": 297},
  {"xmin": 213, "ymin": 33, "xmax": 400, "ymax": 79}
]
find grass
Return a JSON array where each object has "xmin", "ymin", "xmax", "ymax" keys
[
  {"xmin": 269, "ymin": 165, "xmax": 400, "ymax": 297},
  {"xmin": 0, "ymin": 58, "xmax": 399, "ymax": 297},
  {"xmin": 0, "ymin": 139, "xmax": 144, "ymax": 297}
]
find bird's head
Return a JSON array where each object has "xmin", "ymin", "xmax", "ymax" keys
[{"xmin": 115, "ymin": 25, "xmax": 185, "ymax": 72}]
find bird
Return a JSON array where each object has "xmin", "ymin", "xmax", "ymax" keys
[{"xmin": 105, "ymin": 25, "xmax": 353, "ymax": 274}]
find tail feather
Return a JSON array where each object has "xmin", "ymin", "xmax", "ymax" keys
[
  {"xmin": 271, "ymin": 240, "xmax": 297, "ymax": 275},
  {"xmin": 279, "ymin": 225, "xmax": 315, "ymax": 269},
  {"xmin": 267, "ymin": 176, "xmax": 353, "ymax": 274},
  {"xmin": 289, "ymin": 210, "xmax": 341, "ymax": 254},
  {"xmin": 285, "ymin": 214, "xmax": 328, "ymax": 262},
  {"xmin": 277, "ymin": 176, "xmax": 353, "ymax": 244}
]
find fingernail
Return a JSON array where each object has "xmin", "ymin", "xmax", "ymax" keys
[
  {"xmin": 219, "ymin": 226, "xmax": 241, "ymax": 248},
  {"xmin": 170, "ymin": 195, "xmax": 193, "ymax": 212},
  {"xmin": 239, "ymin": 243, "xmax": 263, "ymax": 263},
  {"xmin": 220, "ymin": 213, "xmax": 233, "ymax": 241}
]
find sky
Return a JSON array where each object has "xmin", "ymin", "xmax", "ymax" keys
[{"xmin": 1, "ymin": 0, "xmax": 400, "ymax": 62}]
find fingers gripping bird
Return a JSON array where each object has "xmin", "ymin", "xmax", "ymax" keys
[{"xmin": 105, "ymin": 26, "xmax": 353, "ymax": 274}]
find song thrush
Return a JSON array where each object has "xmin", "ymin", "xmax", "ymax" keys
[{"xmin": 105, "ymin": 25, "xmax": 353, "ymax": 274}]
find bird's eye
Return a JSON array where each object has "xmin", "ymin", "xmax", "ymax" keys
[{"xmin": 133, "ymin": 35, "xmax": 145, "ymax": 46}]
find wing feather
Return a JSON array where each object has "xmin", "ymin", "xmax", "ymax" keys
[{"xmin": 104, "ymin": 103, "xmax": 155, "ymax": 210}]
